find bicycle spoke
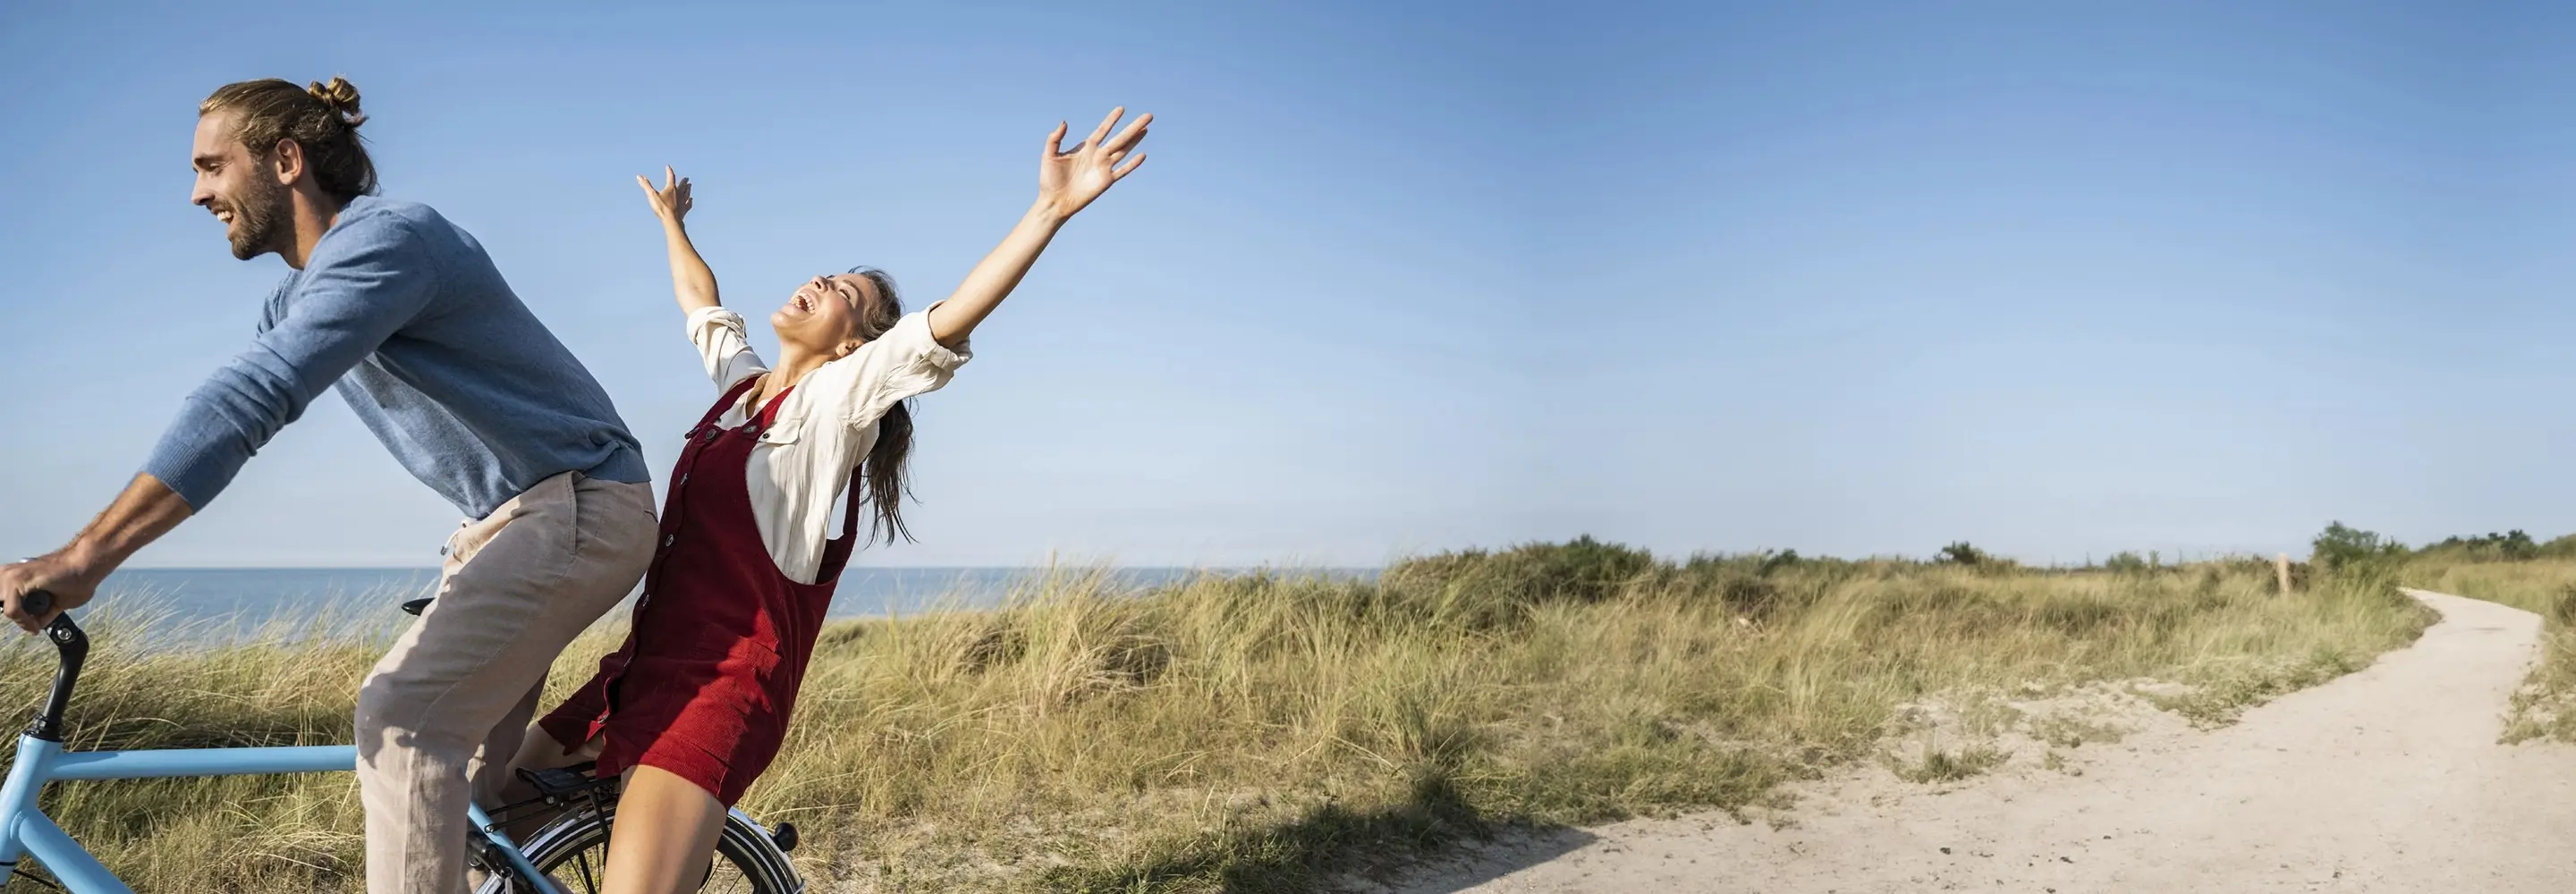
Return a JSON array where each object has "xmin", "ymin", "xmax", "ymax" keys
[{"xmin": 702, "ymin": 857, "xmax": 752, "ymax": 893}]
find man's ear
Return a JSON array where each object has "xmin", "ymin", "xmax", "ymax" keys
[{"xmin": 269, "ymin": 139, "xmax": 306, "ymax": 186}]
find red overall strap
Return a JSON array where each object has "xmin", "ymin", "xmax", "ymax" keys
[
  {"xmin": 814, "ymin": 466, "xmax": 870, "ymax": 580},
  {"xmin": 752, "ymin": 383, "xmax": 792, "ymax": 433},
  {"xmin": 695, "ymin": 375, "xmax": 766, "ymax": 437}
]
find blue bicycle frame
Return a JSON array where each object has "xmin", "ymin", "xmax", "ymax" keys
[{"xmin": 0, "ymin": 612, "xmax": 558, "ymax": 892}]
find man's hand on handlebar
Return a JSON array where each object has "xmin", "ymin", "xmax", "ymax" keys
[
  {"xmin": 4, "ymin": 476, "xmax": 191, "ymax": 634},
  {"xmin": 1, "ymin": 554, "xmax": 95, "ymax": 633}
]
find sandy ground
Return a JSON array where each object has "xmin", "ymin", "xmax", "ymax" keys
[{"xmin": 1371, "ymin": 589, "xmax": 2576, "ymax": 893}]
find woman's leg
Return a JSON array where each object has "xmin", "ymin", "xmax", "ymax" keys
[{"xmin": 600, "ymin": 764, "xmax": 730, "ymax": 894}]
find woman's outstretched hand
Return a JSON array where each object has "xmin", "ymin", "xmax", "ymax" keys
[
  {"xmin": 639, "ymin": 165, "xmax": 720, "ymax": 314},
  {"xmin": 1038, "ymin": 107, "xmax": 1150, "ymax": 220},
  {"xmin": 638, "ymin": 166, "xmax": 693, "ymax": 224}
]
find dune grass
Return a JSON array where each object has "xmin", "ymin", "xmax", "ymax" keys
[{"xmin": 0, "ymin": 543, "xmax": 2434, "ymax": 892}]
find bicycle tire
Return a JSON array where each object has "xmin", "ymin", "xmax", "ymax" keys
[{"xmin": 479, "ymin": 803, "xmax": 804, "ymax": 894}]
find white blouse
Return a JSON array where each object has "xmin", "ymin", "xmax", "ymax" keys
[{"xmin": 684, "ymin": 304, "xmax": 971, "ymax": 583}]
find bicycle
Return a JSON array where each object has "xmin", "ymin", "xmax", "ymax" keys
[{"xmin": 0, "ymin": 589, "xmax": 807, "ymax": 893}]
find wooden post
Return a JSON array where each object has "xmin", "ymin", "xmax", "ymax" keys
[{"xmin": 2276, "ymin": 552, "xmax": 2292, "ymax": 595}]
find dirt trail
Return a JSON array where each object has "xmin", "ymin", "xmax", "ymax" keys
[{"xmin": 1380, "ymin": 589, "xmax": 2576, "ymax": 892}]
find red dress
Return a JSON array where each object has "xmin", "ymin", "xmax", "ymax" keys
[{"xmin": 538, "ymin": 375, "xmax": 861, "ymax": 805}]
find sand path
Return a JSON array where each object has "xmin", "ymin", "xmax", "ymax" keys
[{"xmin": 1381, "ymin": 589, "xmax": 2576, "ymax": 892}]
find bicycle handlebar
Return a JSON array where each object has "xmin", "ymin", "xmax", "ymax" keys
[{"xmin": 23, "ymin": 588, "xmax": 52, "ymax": 617}]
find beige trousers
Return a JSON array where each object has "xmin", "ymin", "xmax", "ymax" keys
[{"xmin": 356, "ymin": 471, "xmax": 657, "ymax": 894}]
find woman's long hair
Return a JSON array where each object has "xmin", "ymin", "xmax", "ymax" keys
[{"xmin": 847, "ymin": 266, "xmax": 916, "ymax": 544}]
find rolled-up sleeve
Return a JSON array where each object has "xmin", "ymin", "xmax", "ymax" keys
[
  {"xmin": 140, "ymin": 217, "xmax": 439, "ymax": 509},
  {"xmin": 803, "ymin": 305, "xmax": 971, "ymax": 428},
  {"xmin": 686, "ymin": 306, "xmax": 768, "ymax": 391}
]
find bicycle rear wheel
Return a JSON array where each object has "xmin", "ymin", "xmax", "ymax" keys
[{"xmin": 487, "ymin": 804, "xmax": 802, "ymax": 894}]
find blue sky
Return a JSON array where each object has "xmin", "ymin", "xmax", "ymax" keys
[
  {"xmin": 1541, "ymin": 2, "xmax": 2576, "ymax": 564},
  {"xmin": 0, "ymin": 2, "xmax": 2567, "ymax": 569}
]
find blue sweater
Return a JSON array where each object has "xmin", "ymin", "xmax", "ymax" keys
[{"xmin": 142, "ymin": 196, "xmax": 650, "ymax": 519}]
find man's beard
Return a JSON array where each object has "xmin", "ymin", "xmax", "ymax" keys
[{"xmin": 225, "ymin": 177, "xmax": 290, "ymax": 261}]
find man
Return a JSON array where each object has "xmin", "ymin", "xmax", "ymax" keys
[{"xmin": 0, "ymin": 77, "xmax": 657, "ymax": 893}]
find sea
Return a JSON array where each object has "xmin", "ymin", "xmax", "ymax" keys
[{"xmin": 72, "ymin": 566, "xmax": 1377, "ymax": 649}]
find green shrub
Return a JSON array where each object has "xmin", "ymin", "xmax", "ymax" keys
[
  {"xmin": 2311, "ymin": 522, "xmax": 2408, "ymax": 571},
  {"xmin": 1936, "ymin": 542, "xmax": 1991, "ymax": 567},
  {"xmin": 2421, "ymin": 529, "xmax": 2540, "ymax": 562},
  {"xmin": 1378, "ymin": 536, "xmax": 1658, "ymax": 627}
]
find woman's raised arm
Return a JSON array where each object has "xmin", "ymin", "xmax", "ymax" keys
[
  {"xmin": 639, "ymin": 166, "xmax": 721, "ymax": 316},
  {"xmin": 925, "ymin": 107, "xmax": 1151, "ymax": 347}
]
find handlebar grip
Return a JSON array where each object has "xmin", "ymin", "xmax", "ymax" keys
[{"xmin": 22, "ymin": 589, "xmax": 54, "ymax": 617}]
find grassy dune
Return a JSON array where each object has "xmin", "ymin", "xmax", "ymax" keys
[{"xmin": 0, "ymin": 542, "xmax": 2435, "ymax": 893}]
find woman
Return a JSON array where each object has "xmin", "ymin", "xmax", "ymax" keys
[{"xmin": 512, "ymin": 107, "xmax": 1149, "ymax": 892}]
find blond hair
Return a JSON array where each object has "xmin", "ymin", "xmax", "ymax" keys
[{"xmin": 199, "ymin": 76, "xmax": 377, "ymax": 204}]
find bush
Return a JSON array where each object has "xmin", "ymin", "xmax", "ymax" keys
[
  {"xmin": 2542, "ymin": 535, "xmax": 2576, "ymax": 561},
  {"xmin": 1380, "ymin": 536, "xmax": 1658, "ymax": 627},
  {"xmin": 1758, "ymin": 549, "xmax": 1801, "ymax": 577},
  {"xmin": 2496, "ymin": 530, "xmax": 2537, "ymax": 561},
  {"xmin": 1512, "ymin": 536, "xmax": 1659, "ymax": 602},
  {"xmin": 2422, "ymin": 529, "xmax": 2540, "ymax": 562},
  {"xmin": 1934, "ymin": 542, "xmax": 2022, "ymax": 574},
  {"xmin": 2310, "ymin": 522, "xmax": 2408, "ymax": 571}
]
